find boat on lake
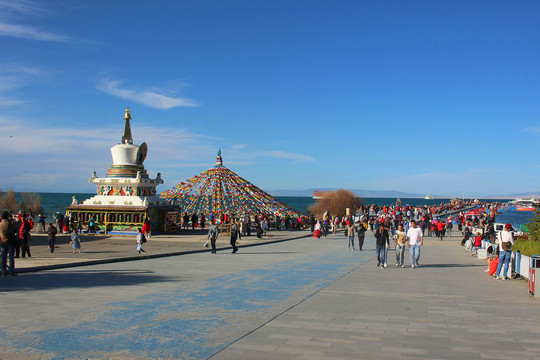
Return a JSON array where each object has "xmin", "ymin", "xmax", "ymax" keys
[{"xmin": 510, "ymin": 198, "xmax": 539, "ymax": 211}]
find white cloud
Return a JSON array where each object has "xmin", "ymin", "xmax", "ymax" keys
[
  {"xmin": 0, "ymin": 115, "xmax": 314, "ymax": 192},
  {"xmin": 0, "ymin": 1, "xmax": 76, "ymax": 43},
  {"xmin": 263, "ymin": 150, "xmax": 315, "ymax": 163},
  {"xmin": 0, "ymin": 116, "xmax": 217, "ymax": 192},
  {"xmin": 0, "ymin": 21, "xmax": 73, "ymax": 42},
  {"xmin": 0, "ymin": 0, "xmax": 44, "ymax": 17},
  {"xmin": 523, "ymin": 127, "xmax": 540, "ymax": 135},
  {"xmin": 0, "ymin": 64, "xmax": 51, "ymax": 106},
  {"xmin": 0, "ymin": 64, "xmax": 49, "ymax": 89},
  {"xmin": 96, "ymin": 78, "xmax": 199, "ymax": 110}
]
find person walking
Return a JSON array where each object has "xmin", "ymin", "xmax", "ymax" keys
[
  {"xmin": 393, "ymin": 224, "xmax": 407, "ymax": 267},
  {"xmin": 375, "ymin": 223, "xmax": 390, "ymax": 268},
  {"xmin": 136, "ymin": 228, "xmax": 146, "ymax": 254},
  {"xmin": 0, "ymin": 211, "xmax": 17, "ymax": 276},
  {"xmin": 494, "ymin": 223, "xmax": 514, "ymax": 280},
  {"xmin": 182, "ymin": 213, "xmax": 189, "ymax": 230},
  {"xmin": 142, "ymin": 217, "xmax": 151, "ymax": 239},
  {"xmin": 321, "ymin": 219, "xmax": 329, "ymax": 239},
  {"xmin": 407, "ymin": 220, "xmax": 423, "ymax": 268},
  {"xmin": 19, "ymin": 215, "xmax": 31, "ymax": 258},
  {"xmin": 310, "ymin": 215, "xmax": 316, "ymax": 233},
  {"xmin": 207, "ymin": 222, "xmax": 219, "ymax": 254},
  {"xmin": 356, "ymin": 220, "xmax": 367, "ymax": 250},
  {"xmin": 446, "ymin": 219, "xmax": 453, "ymax": 236},
  {"xmin": 77, "ymin": 215, "xmax": 84, "ymax": 233},
  {"xmin": 88, "ymin": 215, "xmax": 96, "ymax": 234},
  {"xmin": 437, "ymin": 220, "xmax": 445, "ymax": 241},
  {"xmin": 37, "ymin": 213, "xmax": 46, "ymax": 233},
  {"xmin": 47, "ymin": 223, "xmax": 57, "ymax": 253},
  {"xmin": 346, "ymin": 221, "xmax": 355, "ymax": 251},
  {"xmin": 256, "ymin": 221, "xmax": 264, "ymax": 238},
  {"xmin": 191, "ymin": 213, "xmax": 198, "ymax": 230},
  {"xmin": 62, "ymin": 216, "xmax": 70, "ymax": 234},
  {"xmin": 230, "ymin": 218, "xmax": 240, "ymax": 253},
  {"xmin": 71, "ymin": 228, "xmax": 81, "ymax": 254},
  {"xmin": 200, "ymin": 214, "xmax": 206, "ymax": 229}
]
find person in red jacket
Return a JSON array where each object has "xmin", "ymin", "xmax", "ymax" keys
[
  {"xmin": 437, "ymin": 220, "xmax": 446, "ymax": 241},
  {"xmin": 472, "ymin": 232, "xmax": 482, "ymax": 256},
  {"xmin": 19, "ymin": 215, "xmax": 31, "ymax": 258}
]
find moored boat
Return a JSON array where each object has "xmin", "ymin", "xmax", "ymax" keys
[{"xmin": 511, "ymin": 198, "xmax": 539, "ymax": 211}]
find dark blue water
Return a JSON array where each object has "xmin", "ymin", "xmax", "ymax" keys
[{"xmin": 494, "ymin": 207, "xmax": 534, "ymax": 230}]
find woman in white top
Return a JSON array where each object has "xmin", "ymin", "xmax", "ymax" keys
[{"xmin": 494, "ymin": 224, "xmax": 514, "ymax": 280}]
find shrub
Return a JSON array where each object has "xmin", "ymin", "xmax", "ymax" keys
[
  {"xmin": 513, "ymin": 238, "xmax": 540, "ymax": 257},
  {"xmin": 0, "ymin": 188, "xmax": 19, "ymax": 213},
  {"xmin": 308, "ymin": 189, "xmax": 362, "ymax": 218},
  {"xmin": 0, "ymin": 188, "xmax": 43, "ymax": 214},
  {"xmin": 525, "ymin": 209, "xmax": 540, "ymax": 242}
]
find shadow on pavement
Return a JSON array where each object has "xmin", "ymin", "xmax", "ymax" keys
[
  {"xmin": 418, "ymin": 263, "xmax": 485, "ymax": 268},
  {"xmin": 230, "ymin": 251, "xmax": 305, "ymax": 255},
  {"xmin": 0, "ymin": 269, "xmax": 177, "ymax": 292}
]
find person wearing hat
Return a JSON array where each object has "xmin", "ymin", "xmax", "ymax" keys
[
  {"xmin": 494, "ymin": 223, "xmax": 514, "ymax": 280},
  {"xmin": 0, "ymin": 211, "xmax": 17, "ymax": 276}
]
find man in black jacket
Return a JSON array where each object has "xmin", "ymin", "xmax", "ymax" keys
[
  {"xmin": 356, "ymin": 221, "xmax": 367, "ymax": 251},
  {"xmin": 461, "ymin": 227, "xmax": 472, "ymax": 246},
  {"xmin": 375, "ymin": 223, "xmax": 390, "ymax": 268}
]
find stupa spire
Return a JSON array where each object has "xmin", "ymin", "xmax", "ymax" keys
[
  {"xmin": 216, "ymin": 148, "xmax": 223, "ymax": 166},
  {"xmin": 121, "ymin": 107, "xmax": 133, "ymax": 145}
]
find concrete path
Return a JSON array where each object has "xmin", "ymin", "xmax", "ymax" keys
[
  {"xmin": 212, "ymin": 234, "xmax": 540, "ymax": 360},
  {"xmin": 13, "ymin": 229, "xmax": 309, "ymax": 272},
  {"xmin": 1, "ymin": 231, "xmax": 539, "ymax": 359}
]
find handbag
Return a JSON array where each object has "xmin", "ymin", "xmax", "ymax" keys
[{"xmin": 499, "ymin": 232, "xmax": 512, "ymax": 251}]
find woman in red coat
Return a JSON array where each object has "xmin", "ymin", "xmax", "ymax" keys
[{"xmin": 142, "ymin": 217, "xmax": 151, "ymax": 238}]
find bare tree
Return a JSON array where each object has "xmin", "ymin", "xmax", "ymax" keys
[
  {"xmin": 0, "ymin": 189, "xmax": 43, "ymax": 214},
  {"xmin": 0, "ymin": 188, "xmax": 20, "ymax": 213},
  {"xmin": 20, "ymin": 192, "xmax": 43, "ymax": 213},
  {"xmin": 308, "ymin": 189, "xmax": 362, "ymax": 218}
]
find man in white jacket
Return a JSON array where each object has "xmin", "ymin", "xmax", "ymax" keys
[{"xmin": 406, "ymin": 220, "xmax": 423, "ymax": 268}]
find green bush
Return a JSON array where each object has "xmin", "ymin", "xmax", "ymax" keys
[
  {"xmin": 513, "ymin": 238, "xmax": 540, "ymax": 257},
  {"xmin": 525, "ymin": 209, "xmax": 540, "ymax": 242}
]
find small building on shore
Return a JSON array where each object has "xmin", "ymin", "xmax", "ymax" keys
[{"xmin": 67, "ymin": 108, "xmax": 175, "ymax": 234}]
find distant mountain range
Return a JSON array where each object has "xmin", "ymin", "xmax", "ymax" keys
[{"xmin": 269, "ymin": 188, "xmax": 540, "ymax": 199}]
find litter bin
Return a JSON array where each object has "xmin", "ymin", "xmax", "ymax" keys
[{"xmin": 529, "ymin": 255, "xmax": 539, "ymax": 297}]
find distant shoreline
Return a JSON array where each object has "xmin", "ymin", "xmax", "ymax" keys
[
  {"xmin": 4, "ymin": 190, "xmax": 524, "ymax": 200},
  {"xmin": 6, "ymin": 190, "xmax": 521, "ymax": 201}
]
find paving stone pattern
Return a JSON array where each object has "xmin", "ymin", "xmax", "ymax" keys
[{"xmin": 1, "ymin": 231, "xmax": 539, "ymax": 359}]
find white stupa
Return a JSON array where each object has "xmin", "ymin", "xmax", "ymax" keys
[
  {"xmin": 82, "ymin": 108, "xmax": 165, "ymax": 207},
  {"xmin": 67, "ymin": 108, "xmax": 172, "ymax": 234}
]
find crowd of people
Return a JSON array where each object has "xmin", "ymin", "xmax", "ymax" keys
[
  {"xmin": 181, "ymin": 211, "xmax": 310, "ymax": 233},
  {"xmin": 0, "ymin": 209, "xmax": 92, "ymax": 277},
  {"xmin": 308, "ymin": 200, "xmax": 494, "ymax": 269},
  {"xmin": 2, "ymin": 199, "xmax": 510, "ymax": 275}
]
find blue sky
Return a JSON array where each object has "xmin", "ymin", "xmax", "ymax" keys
[{"xmin": 1, "ymin": 0, "xmax": 539, "ymax": 197}]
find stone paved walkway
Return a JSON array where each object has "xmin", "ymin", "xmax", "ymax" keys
[
  {"xmin": 14, "ymin": 228, "xmax": 308, "ymax": 271},
  {"xmin": 1, "ymin": 231, "xmax": 538, "ymax": 359},
  {"xmin": 211, "ymin": 234, "xmax": 540, "ymax": 360}
]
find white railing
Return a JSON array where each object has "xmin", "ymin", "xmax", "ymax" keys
[{"xmin": 513, "ymin": 252, "xmax": 531, "ymax": 279}]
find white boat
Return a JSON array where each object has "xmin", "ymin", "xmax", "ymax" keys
[
  {"xmin": 425, "ymin": 194, "xmax": 434, "ymax": 200},
  {"xmin": 513, "ymin": 198, "xmax": 540, "ymax": 211}
]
